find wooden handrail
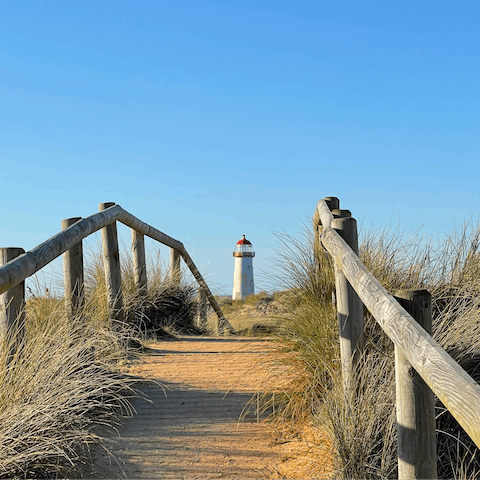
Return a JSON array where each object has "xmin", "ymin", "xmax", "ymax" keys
[
  {"xmin": 315, "ymin": 197, "xmax": 480, "ymax": 449},
  {"xmin": 0, "ymin": 204, "xmax": 235, "ymax": 334},
  {"xmin": 0, "ymin": 206, "xmax": 123, "ymax": 294},
  {"xmin": 315, "ymin": 198, "xmax": 334, "ymax": 229}
]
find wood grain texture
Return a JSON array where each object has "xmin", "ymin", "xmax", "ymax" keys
[
  {"xmin": 62, "ymin": 217, "xmax": 85, "ymax": 316},
  {"xmin": 331, "ymin": 208, "xmax": 351, "ymax": 219},
  {"xmin": 117, "ymin": 208, "xmax": 184, "ymax": 251},
  {"xmin": 99, "ymin": 203, "xmax": 124, "ymax": 322},
  {"xmin": 312, "ymin": 195, "xmax": 339, "ymax": 229},
  {"xmin": 0, "ymin": 205, "xmax": 125, "ymax": 295},
  {"xmin": 394, "ymin": 290, "xmax": 436, "ymax": 480},
  {"xmin": 315, "ymin": 199, "xmax": 335, "ymax": 229},
  {"xmin": 0, "ymin": 248, "xmax": 25, "ymax": 345},
  {"xmin": 0, "ymin": 204, "xmax": 235, "ymax": 334},
  {"xmin": 196, "ymin": 287, "xmax": 208, "ymax": 329},
  {"xmin": 169, "ymin": 248, "xmax": 181, "ymax": 285},
  {"xmin": 332, "ymin": 216, "xmax": 364, "ymax": 393},
  {"xmin": 131, "ymin": 229, "xmax": 147, "ymax": 297},
  {"xmin": 320, "ymin": 225, "xmax": 480, "ymax": 448}
]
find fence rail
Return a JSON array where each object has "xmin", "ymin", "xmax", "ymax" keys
[
  {"xmin": 314, "ymin": 196, "xmax": 480, "ymax": 479},
  {"xmin": 0, "ymin": 202, "xmax": 235, "ymax": 335}
]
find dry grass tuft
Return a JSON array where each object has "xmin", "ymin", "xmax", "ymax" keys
[
  {"xmin": 320, "ymin": 354, "xmax": 397, "ymax": 479},
  {"xmin": 0, "ymin": 300, "xmax": 138, "ymax": 479},
  {"xmin": 265, "ymin": 219, "xmax": 480, "ymax": 479},
  {"xmin": 85, "ymin": 244, "xmax": 204, "ymax": 337},
  {"xmin": 0, "ymin": 243, "xmax": 203, "ymax": 478}
]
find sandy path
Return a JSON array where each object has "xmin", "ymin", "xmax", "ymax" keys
[{"xmin": 86, "ymin": 336, "xmax": 332, "ymax": 479}]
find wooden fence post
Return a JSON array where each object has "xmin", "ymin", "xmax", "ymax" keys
[
  {"xmin": 196, "ymin": 287, "xmax": 208, "ymax": 330},
  {"xmin": 99, "ymin": 202, "xmax": 124, "ymax": 322},
  {"xmin": 62, "ymin": 217, "xmax": 85, "ymax": 316},
  {"xmin": 313, "ymin": 197, "xmax": 340, "ymax": 306},
  {"xmin": 131, "ymin": 229, "xmax": 147, "ymax": 298},
  {"xmin": 332, "ymin": 208, "xmax": 351, "ymax": 219},
  {"xmin": 0, "ymin": 248, "xmax": 26, "ymax": 351},
  {"xmin": 169, "ymin": 248, "xmax": 181, "ymax": 284},
  {"xmin": 331, "ymin": 214, "xmax": 364, "ymax": 393},
  {"xmin": 314, "ymin": 196, "xmax": 340, "ymax": 243},
  {"xmin": 394, "ymin": 289, "xmax": 437, "ymax": 480},
  {"xmin": 324, "ymin": 196, "xmax": 340, "ymax": 211}
]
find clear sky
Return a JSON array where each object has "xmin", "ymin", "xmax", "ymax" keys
[{"xmin": 1, "ymin": 1, "xmax": 479, "ymax": 295}]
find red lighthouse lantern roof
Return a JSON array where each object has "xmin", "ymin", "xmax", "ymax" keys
[{"xmin": 236, "ymin": 234, "xmax": 251, "ymax": 245}]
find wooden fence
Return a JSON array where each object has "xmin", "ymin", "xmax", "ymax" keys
[
  {"xmin": 0, "ymin": 202, "xmax": 235, "ymax": 341},
  {"xmin": 314, "ymin": 196, "xmax": 480, "ymax": 480}
]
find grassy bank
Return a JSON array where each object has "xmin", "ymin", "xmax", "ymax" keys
[
  {"xmin": 0, "ymin": 296, "xmax": 138, "ymax": 478},
  {"xmin": 265, "ymin": 221, "xmax": 480, "ymax": 479},
  {"xmin": 211, "ymin": 291, "xmax": 290, "ymax": 334},
  {"xmin": 0, "ymin": 246, "xmax": 202, "ymax": 478}
]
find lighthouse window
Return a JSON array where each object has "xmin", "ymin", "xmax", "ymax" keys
[{"xmin": 235, "ymin": 244, "xmax": 253, "ymax": 254}]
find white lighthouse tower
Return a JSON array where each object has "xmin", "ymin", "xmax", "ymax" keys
[{"xmin": 232, "ymin": 235, "xmax": 255, "ymax": 301}]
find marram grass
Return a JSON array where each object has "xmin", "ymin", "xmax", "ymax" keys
[
  {"xmin": 0, "ymin": 301, "xmax": 138, "ymax": 479},
  {"xmin": 0, "ymin": 244, "xmax": 202, "ymax": 478},
  {"xmin": 266, "ymin": 220, "xmax": 480, "ymax": 479}
]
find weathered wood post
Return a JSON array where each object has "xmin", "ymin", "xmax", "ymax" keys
[
  {"xmin": 0, "ymin": 248, "xmax": 26, "ymax": 352},
  {"xmin": 331, "ymin": 211, "xmax": 364, "ymax": 393},
  {"xmin": 169, "ymin": 248, "xmax": 181, "ymax": 285},
  {"xmin": 324, "ymin": 197, "xmax": 340, "ymax": 213},
  {"xmin": 131, "ymin": 229, "xmax": 147, "ymax": 298},
  {"xmin": 313, "ymin": 197, "xmax": 339, "ymax": 305},
  {"xmin": 62, "ymin": 217, "xmax": 85, "ymax": 316},
  {"xmin": 319, "ymin": 198, "xmax": 480, "ymax": 447},
  {"xmin": 99, "ymin": 202, "xmax": 124, "ymax": 322},
  {"xmin": 332, "ymin": 209, "xmax": 351, "ymax": 219},
  {"xmin": 394, "ymin": 289, "xmax": 437, "ymax": 480},
  {"xmin": 314, "ymin": 196, "xmax": 340, "ymax": 242},
  {"xmin": 196, "ymin": 287, "xmax": 208, "ymax": 330}
]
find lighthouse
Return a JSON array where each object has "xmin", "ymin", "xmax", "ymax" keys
[{"xmin": 232, "ymin": 235, "xmax": 255, "ymax": 300}]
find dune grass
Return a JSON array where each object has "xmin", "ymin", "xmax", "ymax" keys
[
  {"xmin": 7, "ymin": 216, "xmax": 480, "ymax": 478},
  {"xmin": 211, "ymin": 291, "xmax": 288, "ymax": 335},
  {"xmin": 0, "ymin": 297, "xmax": 138, "ymax": 478},
  {"xmin": 0, "ymin": 244, "xmax": 203, "ymax": 478},
  {"xmin": 84, "ymin": 244, "xmax": 202, "ymax": 336},
  {"xmin": 266, "ymin": 219, "xmax": 480, "ymax": 479}
]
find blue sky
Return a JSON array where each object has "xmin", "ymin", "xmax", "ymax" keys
[{"xmin": 1, "ymin": 1, "xmax": 479, "ymax": 294}]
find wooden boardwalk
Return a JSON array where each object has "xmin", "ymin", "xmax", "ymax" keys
[{"xmin": 85, "ymin": 337, "xmax": 289, "ymax": 479}]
